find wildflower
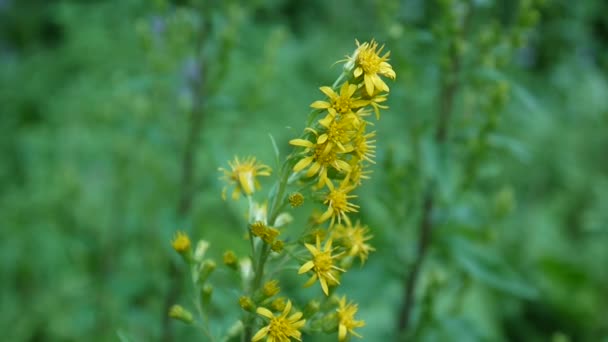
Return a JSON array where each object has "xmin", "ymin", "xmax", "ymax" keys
[
  {"xmin": 348, "ymin": 160, "xmax": 372, "ymax": 187},
  {"xmin": 318, "ymin": 178, "xmax": 359, "ymax": 227},
  {"xmin": 251, "ymin": 221, "xmax": 267, "ymax": 237},
  {"xmin": 172, "ymin": 231, "xmax": 191, "ymax": 254},
  {"xmin": 219, "ymin": 156, "xmax": 271, "ymax": 200},
  {"xmin": 348, "ymin": 39, "xmax": 396, "ymax": 96},
  {"xmin": 333, "ymin": 221, "xmax": 375, "ymax": 264},
  {"xmin": 168, "ymin": 305, "xmax": 193, "ymax": 324},
  {"xmin": 252, "ymin": 300, "xmax": 306, "ymax": 342},
  {"xmin": 352, "ymin": 128, "xmax": 376, "ymax": 164},
  {"xmin": 289, "ymin": 139, "xmax": 351, "ymax": 187},
  {"xmin": 288, "ymin": 192, "xmax": 305, "ymax": 208},
  {"xmin": 298, "ymin": 236, "xmax": 345, "ymax": 295},
  {"xmin": 316, "ymin": 114, "xmax": 357, "ymax": 152},
  {"xmin": 263, "ymin": 280, "xmax": 281, "ymax": 298},
  {"xmin": 310, "ymin": 82, "xmax": 367, "ymax": 117},
  {"xmin": 336, "ymin": 297, "xmax": 365, "ymax": 341},
  {"xmin": 262, "ymin": 227, "xmax": 280, "ymax": 244}
]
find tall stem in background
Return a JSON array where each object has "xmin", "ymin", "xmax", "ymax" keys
[{"xmin": 397, "ymin": 18, "xmax": 464, "ymax": 334}]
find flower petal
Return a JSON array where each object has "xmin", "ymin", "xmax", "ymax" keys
[{"xmin": 298, "ymin": 261, "xmax": 314, "ymax": 274}]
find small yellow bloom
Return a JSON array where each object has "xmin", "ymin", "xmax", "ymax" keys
[
  {"xmin": 288, "ymin": 192, "xmax": 305, "ymax": 208},
  {"xmin": 289, "ymin": 139, "xmax": 351, "ymax": 187},
  {"xmin": 333, "ymin": 221, "xmax": 375, "ymax": 264},
  {"xmin": 362, "ymin": 90, "xmax": 389, "ymax": 120},
  {"xmin": 349, "ymin": 39, "xmax": 396, "ymax": 96},
  {"xmin": 352, "ymin": 127, "xmax": 376, "ymax": 164},
  {"xmin": 252, "ymin": 300, "xmax": 306, "ymax": 342},
  {"xmin": 310, "ymin": 82, "xmax": 368, "ymax": 117},
  {"xmin": 348, "ymin": 160, "xmax": 372, "ymax": 187},
  {"xmin": 251, "ymin": 221, "xmax": 266, "ymax": 237},
  {"xmin": 336, "ymin": 297, "xmax": 365, "ymax": 341},
  {"xmin": 316, "ymin": 114, "xmax": 357, "ymax": 152},
  {"xmin": 171, "ymin": 231, "xmax": 191, "ymax": 253},
  {"xmin": 298, "ymin": 236, "xmax": 345, "ymax": 296},
  {"xmin": 218, "ymin": 156, "xmax": 271, "ymax": 200},
  {"xmin": 318, "ymin": 178, "xmax": 359, "ymax": 227}
]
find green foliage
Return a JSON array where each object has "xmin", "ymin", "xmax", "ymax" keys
[{"xmin": 1, "ymin": 0, "xmax": 607, "ymax": 341}]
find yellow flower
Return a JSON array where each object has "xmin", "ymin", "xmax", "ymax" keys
[
  {"xmin": 349, "ymin": 39, "xmax": 396, "ymax": 96},
  {"xmin": 316, "ymin": 114, "xmax": 357, "ymax": 152},
  {"xmin": 219, "ymin": 156, "xmax": 271, "ymax": 200},
  {"xmin": 318, "ymin": 178, "xmax": 359, "ymax": 227},
  {"xmin": 336, "ymin": 297, "xmax": 365, "ymax": 341},
  {"xmin": 298, "ymin": 236, "xmax": 345, "ymax": 296},
  {"xmin": 348, "ymin": 160, "xmax": 372, "ymax": 186},
  {"xmin": 252, "ymin": 300, "xmax": 306, "ymax": 342},
  {"xmin": 289, "ymin": 139, "xmax": 351, "ymax": 187},
  {"xmin": 171, "ymin": 231, "xmax": 191, "ymax": 253},
  {"xmin": 288, "ymin": 192, "xmax": 304, "ymax": 208},
  {"xmin": 333, "ymin": 221, "xmax": 375, "ymax": 264},
  {"xmin": 352, "ymin": 127, "xmax": 376, "ymax": 164},
  {"xmin": 310, "ymin": 82, "xmax": 368, "ymax": 116}
]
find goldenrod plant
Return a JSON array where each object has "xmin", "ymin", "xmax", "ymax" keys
[{"xmin": 169, "ymin": 39, "xmax": 395, "ymax": 341}]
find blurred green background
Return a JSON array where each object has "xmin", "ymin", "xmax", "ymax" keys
[{"xmin": 1, "ymin": 0, "xmax": 607, "ymax": 341}]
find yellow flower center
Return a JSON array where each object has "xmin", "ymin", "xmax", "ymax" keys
[
  {"xmin": 313, "ymin": 250, "xmax": 333, "ymax": 273},
  {"xmin": 327, "ymin": 189, "xmax": 349, "ymax": 212},
  {"xmin": 357, "ymin": 48, "xmax": 381, "ymax": 74},
  {"xmin": 333, "ymin": 96, "xmax": 352, "ymax": 114},
  {"xmin": 314, "ymin": 144, "xmax": 337, "ymax": 165},
  {"xmin": 327, "ymin": 122, "xmax": 349, "ymax": 143},
  {"xmin": 267, "ymin": 317, "xmax": 295, "ymax": 341}
]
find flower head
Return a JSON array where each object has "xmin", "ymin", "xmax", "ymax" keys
[
  {"xmin": 289, "ymin": 138, "xmax": 351, "ymax": 187},
  {"xmin": 311, "ymin": 82, "xmax": 368, "ymax": 117},
  {"xmin": 172, "ymin": 231, "xmax": 191, "ymax": 253},
  {"xmin": 318, "ymin": 178, "xmax": 359, "ymax": 227},
  {"xmin": 333, "ymin": 221, "xmax": 375, "ymax": 264},
  {"xmin": 336, "ymin": 297, "xmax": 365, "ymax": 341},
  {"xmin": 348, "ymin": 39, "xmax": 396, "ymax": 96},
  {"xmin": 219, "ymin": 156, "xmax": 271, "ymax": 200},
  {"xmin": 298, "ymin": 236, "xmax": 345, "ymax": 295},
  {"xmin": 252, "ymin": 300, "xmax": 306, "ymax": 342}
]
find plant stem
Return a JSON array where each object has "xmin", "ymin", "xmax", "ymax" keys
[{"xmin": 397, "ymin": 34, "xmax": 462, "ymax": 336}]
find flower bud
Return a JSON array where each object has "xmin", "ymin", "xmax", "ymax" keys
[
  {"xmin": 223, "ymin": 250, "xmax": 238, "ymax": 270},
  {"xmin": 168, "ymin": 305, "xmax": 193, "ymax": 324},
  {"xmin": 239, "ymin": 296, "xmax": 255, "ymax": 312}
]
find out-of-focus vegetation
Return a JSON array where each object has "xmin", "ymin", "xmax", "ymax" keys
[{"xmin": 1, "ymin": 0, "xmax": 607, "ymax": 341}]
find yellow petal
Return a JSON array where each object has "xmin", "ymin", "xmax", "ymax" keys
[
  {"xmin": 298, "ymin": 261, "xmax": 314, "ymax": 274},
  {"xmin": 372, "ymin": 74, "xmax": 389, "ymax": 92},
  {"xmin": 319, "ymin": 86, "xmax": 336, "ymax": 99},
  {"xmin": 339, "ymin": 324, "xmax": 347, "ymax": 341},
  {"xmin": 293, "ymin": 157, "xmax": 313, "ymax": 172},
  {"xmin": 310, "ymin": 100, "xmax": 331, "ymax": 109},
  {"xmin": 289, "ymin": 139, "xmax": 314, "ymax": 148},
  {"xmin": 303, "ymin": 274, "xmax": 317, "ymax": 288},
  {"xmin": 354, "ymin": 67, "xmax": 363, "ymax": 78},
  {"xmin": 317, "ymin": 134, "xmax": 328, "ymax": 144},
  {"xmin": 256, "ymin": 307, "xmax": 274, "ymax": 319},
  {"xmin": 320, "ymin": 277, "xmax": 329, "ymax": 295},
  {"xmin": 252, "ymin": 326, "xmax": 269, "ymax": 342},
  {"xmin": 318, "ymin": 207, "xmax": 334, "ymax": 223},
  {"xmin": 364, "ymin": 73, "xmax": 374, "ymax": 95}
]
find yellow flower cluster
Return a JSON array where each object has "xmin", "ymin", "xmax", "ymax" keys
[
  {"xmin": 209, "ymin": 39, "xmax": 394, "ymax": 342},
  {"xmin": 290, "ymin": 39, "xmax": 395, "ymax": 228}
]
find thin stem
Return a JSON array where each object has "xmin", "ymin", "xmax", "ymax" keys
[{"xmin": 397, "ymin": 16, "xmax": 465, "ymax": 334}]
